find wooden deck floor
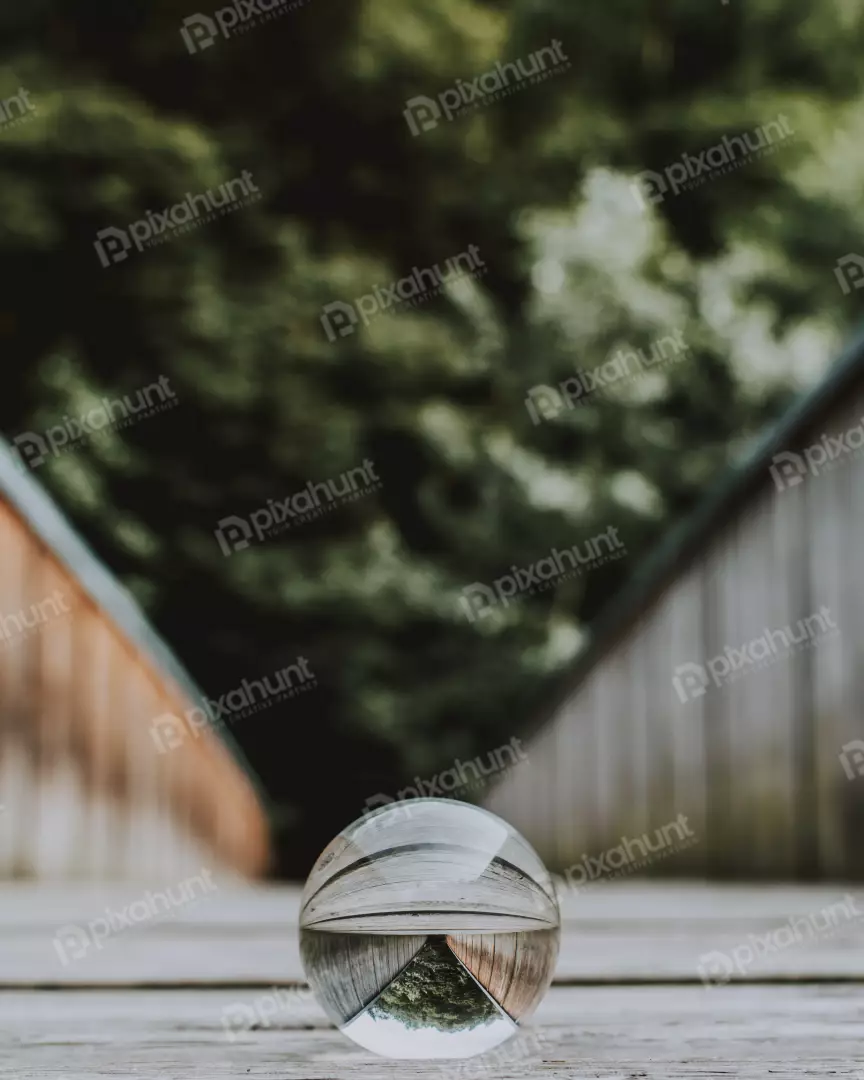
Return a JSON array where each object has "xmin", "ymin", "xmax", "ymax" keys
[{"xmin": 2, "ymin": 881, "xmax": 863, "ymax": 1078}]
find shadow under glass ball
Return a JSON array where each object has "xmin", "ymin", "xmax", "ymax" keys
[{"xmin": 299, "ymin": 799, "xmax": 560, "ymax": 1060}]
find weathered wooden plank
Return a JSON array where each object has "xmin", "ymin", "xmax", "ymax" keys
[
  {"xmin": 0, "ymin": 985, "xmax": 863, "ymax": 1079},
  {"xmin": 700, "ymin": 521, "xmax": 736, "ymax": 875},
  {"xmin": 6, "ymin": 881, "xmax": 864, "ymax": 927},
  {"xmin": 31, "ymin": 557, "xmax": 77, "ymax": 879},
  {"xmin": 665, "ymin": 569, "xmax": 708, "ymax": 872},
  {"xmin": 607, "ymin": 646, "xmax": 639, "ymax": 846},
  {"xmin": 0, "ymin": 505, "xmax": 33, "ymax": 877},
  {"xmin": 299, "ymin": 930, "xmax": 426, "ymax": 1025},
  {"xmin": 808, "ymin": 393, "xmax": 864, "ymax": 878},
  {"xmin": 298, "ymin": 800, "xmax": 558, "ymax": 934},
  {"xmin": 757, "ymin": 483, "xmax": 805, "ymax": 875},
  {"xmin": 3, "ymin": 884, "xmax": 864, "ymax": 986},
  {"xmin": 486, "ymin": 722, "xmax": 558, "ymax": 869},
  {"xmin": 550, "ymin": 674, "xmax": 587, "ymax": 868},
  {"xmin": 446, "ymin": 929, "xmax": 559, "ymax": 1019},
  {"xmin": 640, "ymin": 590, "xmax": 677, "ymax": 868},
  {"xmin": 484, "ymin": 383, "xmax": 864, "ymax": 880}
]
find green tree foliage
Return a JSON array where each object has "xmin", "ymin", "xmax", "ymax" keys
[{"xmin": 369, "ymin": 937, "xmax": 499, "ymax": 1032}]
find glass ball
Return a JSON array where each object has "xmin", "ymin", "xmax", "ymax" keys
[{"xmin": 299, "ymin": 798, "xmax": 560, "ymax": 1059}]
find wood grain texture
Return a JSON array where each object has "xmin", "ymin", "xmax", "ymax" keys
[
  {"xmin": 301, "ymin": 850, "xmax": 558, "ymax": 933},
  {"xmin": 485, "ymin": 379, "xmax": 864, "ymax": 881},
  {"xmin": 1, "ymin": 985, "xmax": 863, "ymax": 1079},
  {"xmin": 0, "ymin": 487, "xmax": 270, "ymax": 881},
  {"xmin": 299, "ymin": 801, "xmax": 559, "ymax": 934},
  {"xmin": 4, "ymin": 882, "xmax": 864, "ymax": 987},
  {"xmin": 3, "ymin": 884, "xmax": 864, "ymax": 1077},
  {"xmin": 446, "ymin": 929, "xmax": 559, "ymax": 1019},
  {"xmin": 299, "ymin": 930, "xmax": 426, "ymax": 1025}
]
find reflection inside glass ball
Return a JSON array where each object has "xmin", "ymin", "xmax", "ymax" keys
[{"xmin": 299, "ymin": 798, "xmax": 560, "ymax": 1059}]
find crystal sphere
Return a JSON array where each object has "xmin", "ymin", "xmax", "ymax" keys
[{"xmin": 299, "ymin": 798, "xmax": 560, "ymax": 1059}]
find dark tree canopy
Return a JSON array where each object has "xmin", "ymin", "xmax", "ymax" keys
[{"xmin": 369, "ymin": 938, "xmax": 499, "ymax": 1032}]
